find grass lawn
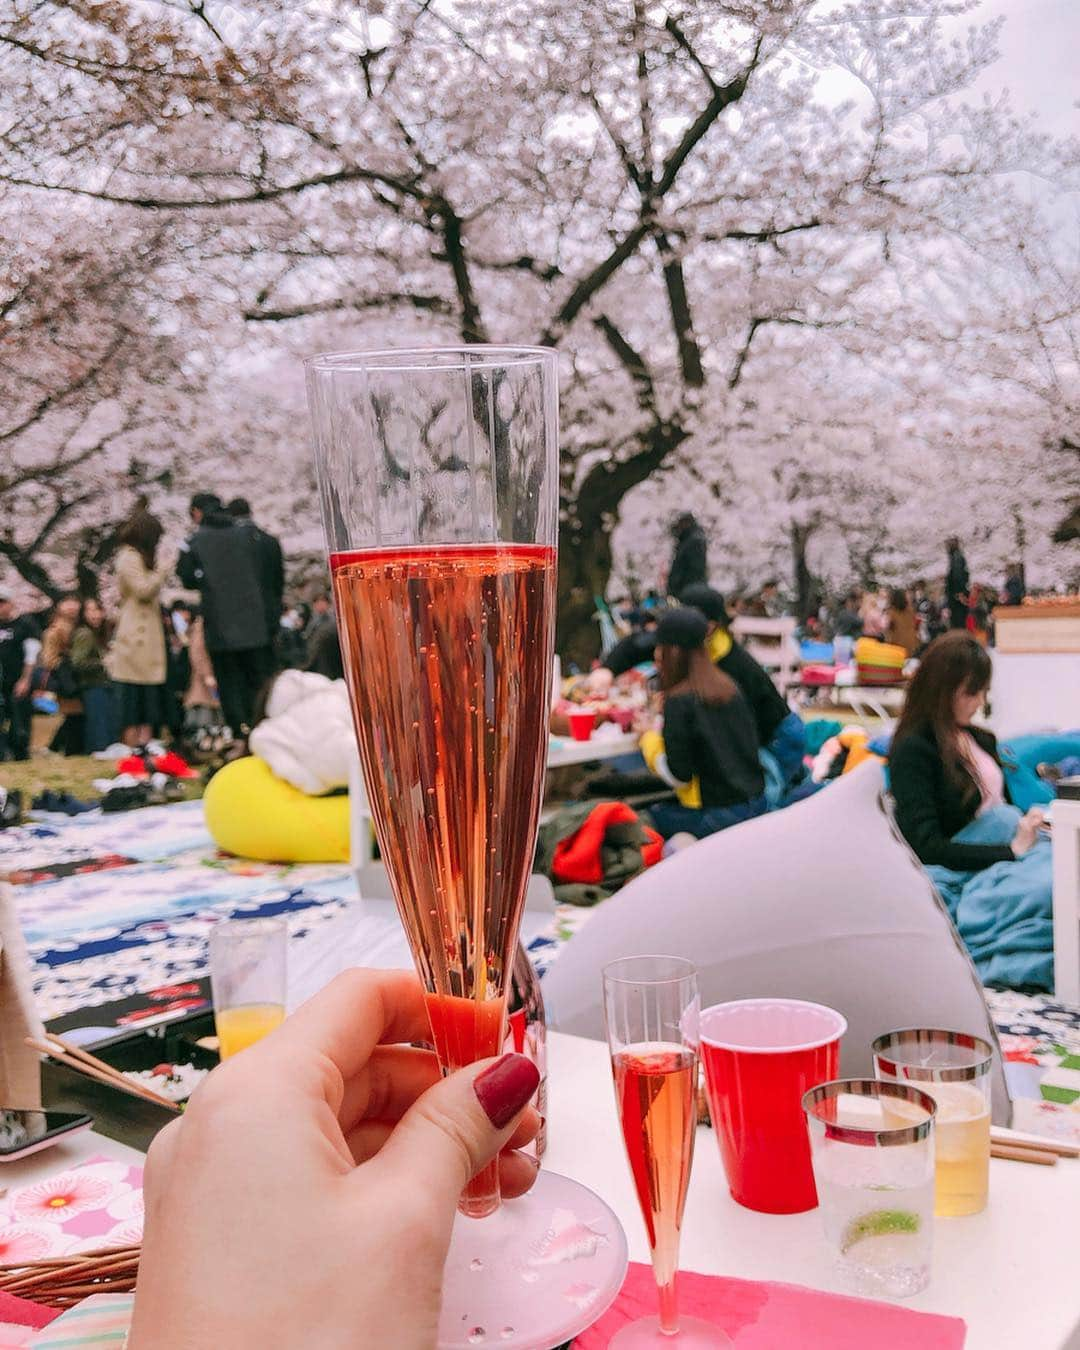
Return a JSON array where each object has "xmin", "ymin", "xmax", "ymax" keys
[{"xmin": 1, "ymin": 715, "xmax": 204, "ymax": 804}]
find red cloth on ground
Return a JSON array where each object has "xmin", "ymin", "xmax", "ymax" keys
[{"xmin": 551, "ymin": 802, "xmax": 663, "ymax": 885}]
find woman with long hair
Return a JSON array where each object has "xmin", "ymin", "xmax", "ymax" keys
[
  {"xmin": 70, "ymin": 596, "xmax": 118, "ymax": 753},
  {"xmin": 890, "ymin": 631, "xmax": 1043, "ymax": 870},
  {"xmin": 39, "ymin": 594, "xmax": 83, "ymax": 754},
  {"xmin": 107, "ymin": 508, "xmax": 168, "ymax": 747},
  {"xmin": 640, "ymin": 607, "xmax": 766, "ymax": 839}
]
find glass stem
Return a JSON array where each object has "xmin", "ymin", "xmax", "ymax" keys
[{"xmin": 657, "ymin": 1274, "xmax": 679, "ymax": 1336}]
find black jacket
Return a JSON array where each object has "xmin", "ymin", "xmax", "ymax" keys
[
  {"xmin": 946, "ymin": 549, "xmax": 970, "ymax": 607},
  {"xmin": 233, "ymin": 516, "xmax": 285, "ymax": 638},
  {"xmin": 715, "ymin": 640, "xmax": 789, "ymax": 747},
  {"xmin": 177, "ymin": 512, "xmax": 270, "ymax": 653},
  {"xmin": 890, "ymin": 724, "xmax": 1014, "ymax": 871},
  {"xmin": 605, "ymin": 630, "xmax": 788, "ymax": 748},
  {"xmin": 604, "ymin": 630, "xmax": 660, "ymax": 678},
  {"xmin": 667, "ymin": 527, "xmax": 708, "ymax": 599},
  {"xmin": 663, "ymin": 689, "xmax": 764, "ymax": 809}
]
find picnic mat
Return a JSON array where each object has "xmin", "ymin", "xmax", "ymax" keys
[
  {"xmin": 571, "ymin": 1262, "xmax": 966, "ymax": 1347},
  {"xmin": 5, "ymin": 802, "xmax": 1080, "ymax": 1057}
]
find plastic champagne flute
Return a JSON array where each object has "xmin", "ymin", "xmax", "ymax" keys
[{"xmin": 603, "ymin": 956, "xmax": 731, "ymax": 1349}]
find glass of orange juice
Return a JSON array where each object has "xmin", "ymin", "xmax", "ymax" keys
[
  {"xmin": 872, "ymin": 1029, "xmax": 992, "ymax": 1217},
  {"xmin": 209, "ymin": 918, "xmax": 287, "ymax": 1059}
]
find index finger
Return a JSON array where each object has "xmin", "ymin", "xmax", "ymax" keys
[{"xmin": 248, "ymin": 968, "xmax": 433, "ymax": 1085}]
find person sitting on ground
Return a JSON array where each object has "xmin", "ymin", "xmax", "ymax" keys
[
  {"xmin": 885, "ymin": 586, "xmax": 918, "ymax": 657},
  {"xmin": 833, "ymin": 589, "xmax": 864, "ymax": 639},
  {"xmin": 679, "ymin": 583, "xmax": 808, "ymax": 790},
  {"xmin": 890, "ymin": 631, "xmax": 1043, "ymax": 870},
  {"xmin": 639, "ymin": 608, "xmax": 766, "ymax": 840},
  {"xmin": 70, "ymin": 597, "xmax": 117, "ymax": 753}
]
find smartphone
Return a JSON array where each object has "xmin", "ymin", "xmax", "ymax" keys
[{"xmin": 0, "ymin": 1108, "xmax": 94, "ymax": 1161}]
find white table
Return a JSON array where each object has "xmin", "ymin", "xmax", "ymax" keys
[
  {"xmin": 17, "ymin": 1031, "xmax": 1078, "ymax": 1348},
  {"xmin": 546, "ymin": 731, "xmax": 642, "ymax": 770},
  {"xmin": 544, "ymin": 1031, "xmax": 1080, "ymax": 1350}
]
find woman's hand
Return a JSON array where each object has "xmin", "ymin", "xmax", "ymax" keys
[
  {"xmin": 1011, "ymin": 808, "xmax": 1045, "ymax": 858},
  {"xmin": 128, "ymin": 969, "xmax": 540, "ymax": 1350}
]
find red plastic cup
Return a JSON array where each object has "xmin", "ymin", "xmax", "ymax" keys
[
  {"xmin": 568, "ymin": 708, "xmax": 596, "ymax": 742},
  {"xmin": 700, "ymin": 998, "xmax": 847, "ymax": 1214}
]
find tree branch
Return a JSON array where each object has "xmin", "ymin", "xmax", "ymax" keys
[
  {"xmin": 653, "ymin": 228, "xmax": 704, "ymax": 388},
  {"xmin": 243, "ymin": 292, "xmax": 452, "ymax": 323},
  {"xmin": 2, "ymin": 166, "xmax": 422, "ymax": 211},
  {"xmin": 593, "ymin": 315, "xmax": 657, "ymax": 412}
]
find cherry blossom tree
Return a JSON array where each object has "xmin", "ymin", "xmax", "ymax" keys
[{"xmin": 1, "ymin": 0, "xmax": 1076, "ymax": 657}]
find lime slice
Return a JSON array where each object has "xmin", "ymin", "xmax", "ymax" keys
[{"xmin": 840, "ymin": 1208, "xmax": 920, "ymax": 1254}]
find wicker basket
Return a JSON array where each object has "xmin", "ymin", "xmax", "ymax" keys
[{"xmin": 0, "ymin": 1243, "xmax": 140, "ymax": 1309}]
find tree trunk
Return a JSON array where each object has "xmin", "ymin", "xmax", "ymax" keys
[
  {"xmin": 790, "ymin": 521, "xmax": 816, "ymax": 620},
  {"xmin": 556, "ymin": 511, "xmax": 614, "ymax": 671}
]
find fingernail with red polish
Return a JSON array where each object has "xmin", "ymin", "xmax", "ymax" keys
[{"xmin": 474, "ymin": 1054, "xmax": 540, "ymax": 1130}]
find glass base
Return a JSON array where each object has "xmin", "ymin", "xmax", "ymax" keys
[
  {"xmin": 438, "ymin": 1170, "xmax": 629, "ymax": 1350},
  {"xmin": 609, "ymin": 1315, "xmax": 734, "ymax": 1348}
]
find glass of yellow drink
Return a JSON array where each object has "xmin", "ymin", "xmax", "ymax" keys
[
  {"xmin": 872, "ymin": 1029, "xmax": 992, "ymax": 1217},
  {"xmin": 208, "ymin": 918, "xmax": 288, "ymax": 1059}
]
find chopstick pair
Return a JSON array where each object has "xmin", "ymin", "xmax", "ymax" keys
[
  {"xmin": 26, "ymin": 1032, "xmax": 181, "ymax": 1113},
  {"xmin": 989, "ymin": 1125, "xmax": 1080, "ymax": 1167}
]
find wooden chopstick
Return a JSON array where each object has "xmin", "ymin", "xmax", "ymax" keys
[
  {"xmin": 43, "ymin": 1031, "xmax": 181, "ymax": 1112},
  {"xmin": 991, "ymin": 1142, "xmax": 1058, "ymax": 1165},
  {"xmin": 25, "ymin": 1038, "xmax": 180, "ymax": 1113},
  {"xmin": 991, "ymin": 1126, "xmax": 1080, "ymax": 1158}
]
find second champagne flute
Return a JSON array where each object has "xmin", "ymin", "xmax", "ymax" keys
[{"xmin": 603, "ymin": 956, "xmax": 731, "ymax": 1349}]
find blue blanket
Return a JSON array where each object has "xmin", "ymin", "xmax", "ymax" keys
[{"xmin": 925, "ymin": 805, "xmax": 1053, "ymax": 992}]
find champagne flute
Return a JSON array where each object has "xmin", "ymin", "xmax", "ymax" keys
[
  {"xmin": 307, "ymin": 347, "xmax": 628, "ymax": 1349},
  {"xmin": 603, "ymin": 956, "xmax": 731, "ymax": 1349}
]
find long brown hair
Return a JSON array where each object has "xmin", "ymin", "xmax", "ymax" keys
[
  {"xmin": 656, "ymin": 643, "xmax": 739, "ymax": 705},
  {"xmin": 892, "ymin": 631, "xmax": 992, "ymax": 802},
  {"xmin": 116, "ymin": 508, "xmax": 163, "ymax": 571}
]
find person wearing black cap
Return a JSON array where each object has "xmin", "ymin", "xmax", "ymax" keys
[
  {"xmin": 679, "ymin": 583, "xmax": 808, "ymax": 791},
  {"xmin": 639, "ymin": 608, "xmax": 766, "ymax": 839}
]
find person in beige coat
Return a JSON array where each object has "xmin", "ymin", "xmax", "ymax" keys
[{"xmin": 108, "ymin": 509, "xmax": 169, "ymax": 747}]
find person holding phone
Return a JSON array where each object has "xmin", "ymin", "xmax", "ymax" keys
[{"xmin": 890, "ymin": 632, "xmax": 1044, "ymax": 869}]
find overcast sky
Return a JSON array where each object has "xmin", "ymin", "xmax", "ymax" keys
[{"xmin": 973, "ymin": 0, "xmax": 1078, "ymax": 134}]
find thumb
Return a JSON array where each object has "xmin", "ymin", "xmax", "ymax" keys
[{"xmin": 369, "ymin": 1052, "xmax": 539, "ymax": 1213}]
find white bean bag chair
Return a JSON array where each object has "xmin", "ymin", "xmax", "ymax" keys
[{"xmin": 542, "ymin": 761, "xmax": 1012, "ymax": 1123}]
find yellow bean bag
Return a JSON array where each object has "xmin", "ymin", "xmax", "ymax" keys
[{"xmin": 203, "ymin": 754, "xmax": 351, "ymax": 863}]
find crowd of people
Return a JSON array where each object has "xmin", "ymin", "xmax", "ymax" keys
[
  {"xmin": 0, "ymin": 495, "xmax": 343, "ymax": 763},
  {"xmin": 649, "ymin": 516, "xmax": 1027, "ymax": 655}
]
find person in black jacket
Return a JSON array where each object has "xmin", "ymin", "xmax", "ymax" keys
[
  {"xmin": 666, "ymin": 513, "xmax": 708, "ymax": 600},
  {"xmin": 945, "ymin": 537, "xmax": 970, "ymax": 631},
  {"xmin": 639, "ymin": 608, "xmax": 766, "ymax": 839},
  {"xmin": 890, "ymin": 632, "xmax": 1044, "ymax": 871},
  {"xmin": 177, "ymin": 493, "xmax": 272, "ymax": 738},
  {"xmin": 226, "ymin": 498, "xmax": 285, "ymax": 663}
]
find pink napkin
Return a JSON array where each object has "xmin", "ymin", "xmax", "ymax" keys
[
  {"xmin": 572, "ymin": 1262, "xmax": 966, "ymax": 1348},
  {"xmin": 0, "ymin": 1291, "xmax": 60, "ymax": 1349}
]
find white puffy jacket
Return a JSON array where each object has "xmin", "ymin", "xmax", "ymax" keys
[{"xmin": 248, "ymin": 670, "xmax": 354, "ymax": 796}]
